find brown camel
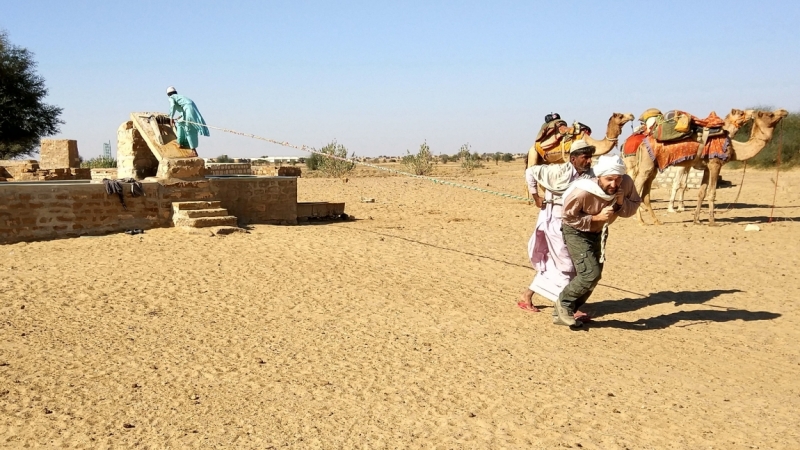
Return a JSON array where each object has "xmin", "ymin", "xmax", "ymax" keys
[
  {"xmin": 633, "ymin": 109, "xmax": 788, "ymax": 225},
  {"xmin": 524, "ymin": 112, "xmax": 634, "ymax": 199},
  {"xmin": 623, "ymin": 108, "xmax": 753, "ymax": 181},
  {"xmin": 665, "ymin": 109, "xmax": 754, "ymax": 213}
]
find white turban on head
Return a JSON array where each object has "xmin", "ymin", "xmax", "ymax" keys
[
  {"xmin": 593, "ymin": 154, "xmax": 626, "ymax": 177},
  {"xmin": 166, "ymin": 86, "xmax": 177, "ymax": 94}
]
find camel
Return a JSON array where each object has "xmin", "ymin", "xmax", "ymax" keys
[
  {"xmin": 623, "ymin": 108, "xmax": 753, "ymax": 181},
  {"xmin": 665, "ymin": 109, "xmax": 753, "ymax": 213},
  {"xmin": 633, "ymin": 109, "xmax": 788, "ymax": 226},
  {"xmin": 524, "ymin": 112, "xmax": 634, "ymax": 199}
]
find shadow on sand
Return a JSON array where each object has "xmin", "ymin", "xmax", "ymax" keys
[{"xmin": 583, "ymin": 289, "xmax": 781, "ymax": 331}]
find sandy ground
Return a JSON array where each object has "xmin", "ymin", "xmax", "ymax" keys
[{"xmin": 1, "ymin": 162, "xmax": 799, "ymax": 449}]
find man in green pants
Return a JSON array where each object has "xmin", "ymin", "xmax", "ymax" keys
[{"xmin": 553, "ymin": 155, "xmax": 641, "ymax": 328}]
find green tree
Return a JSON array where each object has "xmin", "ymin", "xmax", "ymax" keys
[
  {"xmin": 492, "ymin": 152, "xmax": 502, "ymax": 165},
  {"xmin": 440, "ymin": 154, "xmax": 450, "ymax": 164},
  {"xmin": 215, "ymin": 154, "xmax": 234, "ymax": 163},
  {"xmin": 402, "ymin": 140, "xmax": 434, "ymax": 175},
  {"xmin": 0, "ymin": 31, "xmax": 63, "ymax": 159},
  {"xmin": 318, "ymin": 140, "xmax": 355, "ymax": 178},
  {"xmin": 459, "ymin": 143, "xmax": 483, "ymax": 171},
  {"xmin": 502, "ymin": 153, "xmax": 514, "ymax": 162}
]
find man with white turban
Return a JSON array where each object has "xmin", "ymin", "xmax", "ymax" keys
[
  {"xmin": 519, "ymin": 140, "xmax": 595, "ymax": 317},
  {"xmin": 553, "ymin": 154, "xmax": 641, "ymax": 328},
  {"xmin": 166, "ymin": 86, "xmax": 210, "ymax": 154}
]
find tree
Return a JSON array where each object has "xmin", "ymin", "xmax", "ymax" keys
[
  {"xmin": 318, "ymin": 140, "xmax": 355, "ymax": 178},
  {"xmin": 492, "ymin": 152, "xmax": 502, "ymax": 165},
  {"xmin": 502, "ymin": 153, "xmax": 514, "ymax": 162},
  {"xmin": 0, "ymin": 31, "xmax": 63, "ymax": 159},
  {"xmin": 402, "ymin": 140, "xmax": 434, "ymax": 175},
  {"xmin": 440, "ymin": 154, "xmax": 449, "ymax": 164},
  {"xmin": 459, "ymin": 143, "xmax": 483, "ymax": 172}
]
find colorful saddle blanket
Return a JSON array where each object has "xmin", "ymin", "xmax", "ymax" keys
[
  {"xmin": 534, "ymin": 131, "xmax": 587, "ymax": 162},
  {"xmin": 643, "ymin": 135, "xmax": 730, "ymax": 171},
  {"xmin": 622, "ymin": 133, "xmax": 647, "ymax": 156}
]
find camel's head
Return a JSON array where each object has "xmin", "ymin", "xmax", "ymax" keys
[
  {"xmin": 723, "ymin": 109, "xmax": 752, "ymax": 136},
  {"xmin": 606, "ymin": 113, "xmax": 635, "ymax": 138},
  {"xmin": 750, "ymin": 109, "xmax": 789, "ymax": 139},
  {"xmin": 610, "ymin": 112, "xmax": 635, "ymax": 126}
]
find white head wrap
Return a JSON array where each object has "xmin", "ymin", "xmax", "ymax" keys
[
  {"xmin": 593, "ymin": 154, "xmax": 626, "ymax": 177},
  {"xmin": 166, "ymin": 86, "xmax": 177, "ymax": 94},
  {"xmin": 645, "ymin": 116, "xmax": 657, "ymax": 131}
]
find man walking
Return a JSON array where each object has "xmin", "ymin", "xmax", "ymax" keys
[
  {"xmin": 553, "ymin": 155, "xmax": 641, "ymax": 328},
  {"xmin": 519, "ymin": 140, "xmax": 595, "ymax": 318},
  {"xmin": 166, "ymin": 86, "xmax": 210, "ymax": 154}
]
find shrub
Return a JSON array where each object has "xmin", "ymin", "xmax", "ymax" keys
[
  {"xmin": 440, "ymin": 154, "xmax": 450, "ymax": 164},
  {"xmin": 305, "ymin": 152, "xmax": 322, "ymax": 170},
  {"xmin": 492, "ymin": 152, "xmax": 502, "ymax": 165},
  {"xmin": 502, "ymin": 153, "xmax": 514, "ymax": 162},
  {"xmin": 402, "ymin": 141, "xmax": 434, "ymax": 175},
  {"xmin": 80, "ymin": 157, "xmax": 117, "ymax": 168},
  {"xmin": 459, "ymin": 143, "xmax": 483, "ymax": 171},
  {"xmin": 215, "ymin": 154, "xmax": 234, "ymax": 163},
  {"xmin": 317, "ymin": 140, "xmax": 355, "ymax": 178}
]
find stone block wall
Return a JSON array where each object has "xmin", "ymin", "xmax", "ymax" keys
[
  {"xmin": 0, "ymin": 176, "xmax": 300, "ymax": 244},
  {"xmin": 90, "ymin": 168, "xmax": 118, "ymax": 181},
  {"xmin": 205, "ymin": 163, "xmax": 252, "ymax": 176},
  {"xmin": 0, "ymin": 160, "xmax": 90, "ymax": 181},
  {"xmin": 0, "ymin": 182, "xmax": 164, "ymax": 243},
  {"xmin": 209, "ymin": 177, "xmax": 297, "ymax": 225},
  {"xmin": 251, "ymin": 166, "xmax": 302, "ymax": 177},
  {"xmin": 653, "ymin": 166, "xmax": 704, "ymax": 189},
  {"xmin": 117, "ymin": 121, "xmax": 159, "ymax": 180},
  {"xmin": 39, "ymin": 140, "xmax": 80, "ymax": 169}
]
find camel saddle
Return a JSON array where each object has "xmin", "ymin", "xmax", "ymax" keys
[
  {"xmin": 622, "ymin": 133, "xmax": 647, "ymax": 157},
  {"xmin": 642, "ymin": 133, "xmax": 731, "ymax": 172}
]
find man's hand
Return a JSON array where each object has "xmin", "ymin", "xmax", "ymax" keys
[
  {"xmin": 592, "ymin": 205, "xmax": 616, "ymax": 222},
  {"xmin": 533, "ymin": 194, "xmax": 543, "ymax": 209}
]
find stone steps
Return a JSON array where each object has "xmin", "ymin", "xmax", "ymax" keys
[
  {"xmin": 172, "ymin": 201, "xmax": 222, "ymax": 211},
  {"xmin": 180, "ymin": 208, "xmax": 230, "ymax": 219},
  {"xmin": 174, "ymin": 216, "xmax": 238, "ymax": 228},
  {"xmin": 172, "ymin": 201, "xmax": 237, "ymax": 229}
]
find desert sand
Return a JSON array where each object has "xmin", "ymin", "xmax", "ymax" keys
[{"xmin": 1, "ymin": 162, "xmax": 799, "ymax": 449}]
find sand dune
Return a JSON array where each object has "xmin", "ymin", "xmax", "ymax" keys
[{"xmin": 1, "ymin": 163, "xmax": 799, "ymax": 448}]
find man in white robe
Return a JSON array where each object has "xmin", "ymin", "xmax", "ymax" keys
[{"xmin": 518, "ymin": 140, "xmax": 595, "ymax": 318}]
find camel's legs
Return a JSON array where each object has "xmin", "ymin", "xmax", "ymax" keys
[
  {"xmin": 692, "ymin": 167, "xmax": 711, "ymax": 224},
  {"xmin": 675, "ymin": 168, "xmax": 689, "ymax": 212},
  {"xmin": 668, "ymin": 166, "xmax": 688, "ymax": 212},
  {"xmin": 634, "ymin": 161, "xmax": 660, "ymax": 225},
  {"xmin": 706, "ymin": 159, "xmax": 723, "ymax": 226}
]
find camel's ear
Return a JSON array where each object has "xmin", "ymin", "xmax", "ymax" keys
[
  {"xmin": 613, "ymin": 113, "xmax": 622, "ymax": 119},
  {"xmin": 730, "ymin": 108, "xmax": 742, "ymax": 114}
]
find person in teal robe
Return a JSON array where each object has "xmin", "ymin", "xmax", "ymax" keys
[{"xmin": 166, "ymin": 86, "xmax": 210, "ymax": 151}]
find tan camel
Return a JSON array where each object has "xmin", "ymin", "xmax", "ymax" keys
[
  {"xmin": 623, "ymin": 109, "xmax": 751, "ymax": 182},
  {"xmin": 524, "ymin": 112, "xmax": 634, "ymax": 199},
  {"xmin": 633, "ymin": 109, "xmax": 788, "ymax": 225},
  {"xmin": 666, "ymin": 109, "xmax": 754, "ymax": 213}
]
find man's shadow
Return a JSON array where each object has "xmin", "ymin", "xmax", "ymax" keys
[
  {"xmin": 589, "ymin": 289, "xmax": 742, "ymax": 316},
  {"xmin": 581, "ymin": 289, "xmax": 781, "ymax": 331}
]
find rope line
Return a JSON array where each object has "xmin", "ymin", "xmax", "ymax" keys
[
  {"xmin": 718, "ymin": 160, "xmax": 747, "ymax": 214},
  {"xmin": 768, "ymin": 121, "xmax": 783, "ymax": 223},
  {"xmin": 178, "ymin": 119, "xmax": 532, "ymax": 202}
]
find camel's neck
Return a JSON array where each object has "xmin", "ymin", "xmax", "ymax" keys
[
  {"xmin": 584, "ymin": 123, "xmax": 623, "ymax": 156},
  {"xmin": 730, "ymin": 128, "xmax": 775, "ymax": 161}
]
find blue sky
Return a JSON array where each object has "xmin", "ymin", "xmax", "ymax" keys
[{"xmin": 2, "ymin": 0, "xmax": 798, "ymax": 158}]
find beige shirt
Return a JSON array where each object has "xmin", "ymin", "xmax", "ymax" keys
[{"xmin": 562, "ymin": 175, "xmax": 641, "ymax": 233}]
